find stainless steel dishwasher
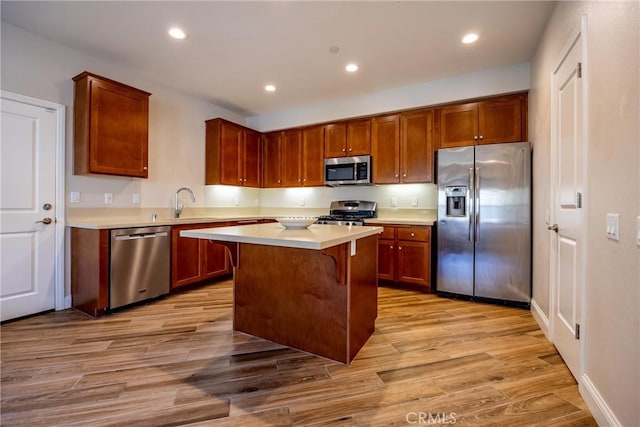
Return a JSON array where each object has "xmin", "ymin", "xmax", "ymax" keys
[{"xmin": 110, "ymin": 226, "xmax": 170, "ymax": 309}]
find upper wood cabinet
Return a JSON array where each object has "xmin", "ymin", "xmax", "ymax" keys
[
  {"xmin": 372, "ymin": 110, "xmax": 434, "ymax": 184},
  {"xmin": 281, "ymin": 126, "xmax": 324, "ymax": 187},
  {"xmin": 205, "ymin": 118, "xmax": 261, "ymax": 187},
  {"xmin": 437, "ymin": 93, "xmax": 527, "ymax": 149},
  {"xmin": 302, "ymin": 125, "xmax": 325, "ymax": 186},
  {"xmin": 73, "ymin": 72, "xmax": 151, "ymax": 178},
  {"xmin": 324, "ymin": 119, "xmax": 371, "ymax": 158},
  {"xmin": 262, "ymin": 131, "xmax": 283, "ymax": 188}
]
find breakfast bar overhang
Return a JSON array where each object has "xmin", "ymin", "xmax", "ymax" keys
[{"xmin": 181, "ymin": 222, "xmax": 383, "ymax": 364}]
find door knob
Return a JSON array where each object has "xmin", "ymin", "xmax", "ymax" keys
[
  {"xmin": 36, "ymin": 217, "xmax": 53, "ymax": 225},
  {"xmin": 548, "ymin": 224, "xmax": 559, "ymax": 233}
]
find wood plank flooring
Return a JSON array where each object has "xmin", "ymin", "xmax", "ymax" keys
[{"xmin": 1, "ymin": 280, "xmax": 595, "ymax": 426}]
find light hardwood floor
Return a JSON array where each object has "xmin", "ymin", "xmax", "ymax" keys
[{"xmin": 1, "ymin": 280, "xmax": 595, "ymax": 426}]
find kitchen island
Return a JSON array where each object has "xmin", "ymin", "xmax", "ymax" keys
[{"xmin": 181, "ymin": 222, "xmax": 383, "ymax": 364}]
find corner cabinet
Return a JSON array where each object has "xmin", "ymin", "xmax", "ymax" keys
[
  {"xmin": 171, "ymin": 222, "xmax": 233, "ymax": 289},
  {"xmin": 375, "ymin": 224, "xmax": 432, "ymax": 291},
  {"xmin": 205, "ymin": 118, "xmax": 261, "ymax": 187},
  {"xmin": 372, "ymin": 110, "xmax": 434, "ymax": 184},
  {"xmin": 437, "ymin": 93, "xmax": 527, "ymax": 149},
  {"xmin": 262, "ymin": 131, "xmax": 283, "ymax": 188},
  {"xmin": 73, "ymin": 72, "xmax": 151, "ymax": 178}
]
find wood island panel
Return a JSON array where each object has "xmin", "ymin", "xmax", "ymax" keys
[{"xmin": 231, "ymin": 235, "xmax": 378, "ymax": 364}]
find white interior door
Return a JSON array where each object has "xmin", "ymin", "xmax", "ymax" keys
[
  {"xmin": 0, "ymin": 95, "xmax": 60, "ymax": 321},
  {"xmin": 550, "ymin": 28, "xmax": 586, "ymax": 380}
]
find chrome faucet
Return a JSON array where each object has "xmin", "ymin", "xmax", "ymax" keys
[{"xmin": 174, "ymin": 187, "xmax": 195, "ymax": 218}]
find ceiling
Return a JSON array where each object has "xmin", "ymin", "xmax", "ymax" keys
[{"xmin": 1, "ymin": 1, "xmax": 555, "ymax": 117}]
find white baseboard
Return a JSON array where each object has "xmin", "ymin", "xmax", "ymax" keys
[
  {"xmin": 580, "ymin": 373, "xmax": 621, "ymax": 426},
  {"xmin": 530, "ymin": 298, "xmax": 550, "ymax": 338}
]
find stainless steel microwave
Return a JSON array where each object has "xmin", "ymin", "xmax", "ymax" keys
[{"xmin": 324, "ymin": 155, "xmax": 372, "ymax": 186}]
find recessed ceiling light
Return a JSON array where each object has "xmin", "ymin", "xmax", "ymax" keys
[
  {"xmin": 265, "ymin": 84, "xmax": 276, "ymax": 92},
  {"xmin": 462, "ymin": 33, "xmax": 479, "ymax": 44},
  {"xmin": 168, "ymin": 27, "xmax": 187, "ymax": 40},
  {"xmin": 345, "ymin": 63, "xmax": 359, "ymax": 73}
]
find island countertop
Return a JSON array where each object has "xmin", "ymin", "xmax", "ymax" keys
[{"xmin": 180, "ymin": 222, "xmax": 383, "ymax": 250}]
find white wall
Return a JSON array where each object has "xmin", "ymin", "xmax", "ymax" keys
[
  {"xmin": 529, "ymin": 2, "xmax": 639, "ymax": 425},
  {"xmin": 247, "ymin": 63, "xmax": 530, "ymax": 132},
  {"xmin": 1, "ymin": 22, "xmax": 246, "ymax": 211}
]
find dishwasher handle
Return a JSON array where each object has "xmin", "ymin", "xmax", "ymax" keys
[{"xmin": 114, "ymin": 231, "xmax": 168, "ymax": 241}]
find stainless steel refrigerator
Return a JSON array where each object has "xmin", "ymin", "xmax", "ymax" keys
[{"xmin": 436, "ymin": 142, "xmax": 531, "ymax": 305}]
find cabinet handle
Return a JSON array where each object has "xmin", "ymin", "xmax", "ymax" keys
[
  {"xmin": 348, "ymin": 148, "xmax": 352, "ymax": 152},
  {"xmin": 342, "ymin": 148, "xmax": 346, "ymax": 152},
  {"xmin": 473, "ymin": 135, "xmax": 479, "ymax": 141},
  {"xmin": 398, "ymin": 246, "xmax": 402, "ymax": 250},
  {"xmin": 403, "ymin": 174, "xmax": 407, "ymax": 178},
  {"xmin": 395, "ymin": 174, "xmax": 399, "ymax": 178},
  {"xmin": 479, "ymin": 135, "xmax": 484, "ymax": 140},
  {"xmin": 389, "ymin": 245, "xmax": 393, "ymax": 249},
  {"xmin": 143, "ymin": 166, "xmax": 148, "ymax": 171},
  {"xmin": 410, "ymin": 232, "xmax": 415, "ymax": 237}
]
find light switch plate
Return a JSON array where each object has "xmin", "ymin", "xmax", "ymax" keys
[
  {"xmin": 104, "ymin": 193, "xmax": 113, "ymax": 205},
  {"xmin": 70, "ymin": 192, "xmax": 80, "ymax": 203},
  {"xmin": 606, "ymin": 213, "xmax": 619, "ymax": 241}
]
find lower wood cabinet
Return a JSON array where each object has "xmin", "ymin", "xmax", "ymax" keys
[
  {"xmin": 375, "ymin": 224, "xmax": 432, "ymax": 290},
  {"xmin": 171, "ymin": 222, "xmax": 233, "ymax": 289}
]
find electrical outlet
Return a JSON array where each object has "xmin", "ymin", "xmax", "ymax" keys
[
  {"xmin": 70, "ymin": 192, "xmax": 80, "ymax": 203},
  {"xmin": 606, "ymin": 213, "xmax": 619, "ymax": 241},
  {"xmin": 411, "ymin": 196, "xmax": 418, "ymax": 207},
  {"xmin": 132, "ymin": 193, "xmax": 140, "ymax": 204},
  {"xmin": 234, "ymin": 197, "xmax": 240, "ymax": 206},
  {"xmin": 299, "ymin": 198, "xmax": 305, "ymax": 206},
  {"xmin": 104, "ymin": 193, "xmax": 113, "ymax": 205},
  {"xmin": 391, "ymin": 197, "xmax": 398, "ymax": 207}
]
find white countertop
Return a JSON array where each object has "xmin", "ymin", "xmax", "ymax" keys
[
  {"xmin": 66, "ymin": 215, "xmax": 267, "ymax": 229},
  {"xmin": 180, "ymin": 222, "xmax": 383, "ymax": 250}
]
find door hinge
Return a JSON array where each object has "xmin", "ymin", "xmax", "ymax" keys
[
  {"xmin": 576, "ymin": 192, "xmax": 582, "ymax": 208},
  {"xmin": 575, "ymin": 323, "xmax": 580, "ymax": 339},
  {"xmin": 577, "ymin": 62, "xmax": 582, "ymax": 78}
]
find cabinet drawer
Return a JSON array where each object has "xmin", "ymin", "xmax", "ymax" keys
[
  {"xmin": 379, "ymin": 226, "xmax": 396, "ymax": 239},
  {"xmin": 397, "ymin": 226, "xmax": 430, "ymax": 242}
]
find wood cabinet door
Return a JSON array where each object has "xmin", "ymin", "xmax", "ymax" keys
[
  {"xmin": 202, "ymin": 240, "xmax": 230, "ymax": 279},
  {"xmin": 243, "ymin": 128, "xmax": 261, "ymax": 187},
  {"xmin": 282, "ymin": 129, "xmax": 302, "ymax": 187},
  {"xmin": 302, "ymin": 126, "xmax": 324, "ymax": 186},
  {"xmin": 347, "ymin": 119, "xmax": 371, "ymax": 155},
  {"xmin": 171, "ymin": 225, "xmax": 203, "ymax": 288},
  {"xmin": 371, "ymin": 114, "xmax": 400, "ymax": 184},
  {"xmin": 219, "ymin": 121, "xmax": 243, "ymax": 185},
  {"xmin": 262, "ymin": 132, "xmax": 282, "ymax": 188},
  {"xmin": 438, "ymin": 103, "xmax": 479, "ymax": 149},
  {"xmin": 401, "ymin": 110, "xmax": 434, "ymax": 183},
  {"xmin": 478, "ymin": 96, "xmax": 523, "ymax": 144},
  {"xmin": 377, "ymin": 238, "xmax": 396, "ymax": 282},
  {"xmin": 87, "ymin": 77, "xmax": 149, "ymax": 178},
  {"xmin": 324, "ymin": 123, "xmax": 347, "ymax": 158},
  {"xmin": 396, "ymin": 241, "xmax": 430, "ymax": 287}
]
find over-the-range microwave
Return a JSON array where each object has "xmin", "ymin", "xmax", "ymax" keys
[{"xmin": 324, "ymin": 155, "xmax": 372, "ymax": 186}]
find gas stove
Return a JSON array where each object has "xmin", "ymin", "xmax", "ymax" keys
[{"xmin": 316, "ymin": 200, "xmax": 377, "ymax": 226}]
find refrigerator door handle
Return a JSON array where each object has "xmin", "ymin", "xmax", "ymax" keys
[
  {"xmin": 475, "ymin": 167, "xmax": 480, "ymax": 242},
  {"xmin": 469, "ymin": 167, "xmax": 474, "ymax": 241}
]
